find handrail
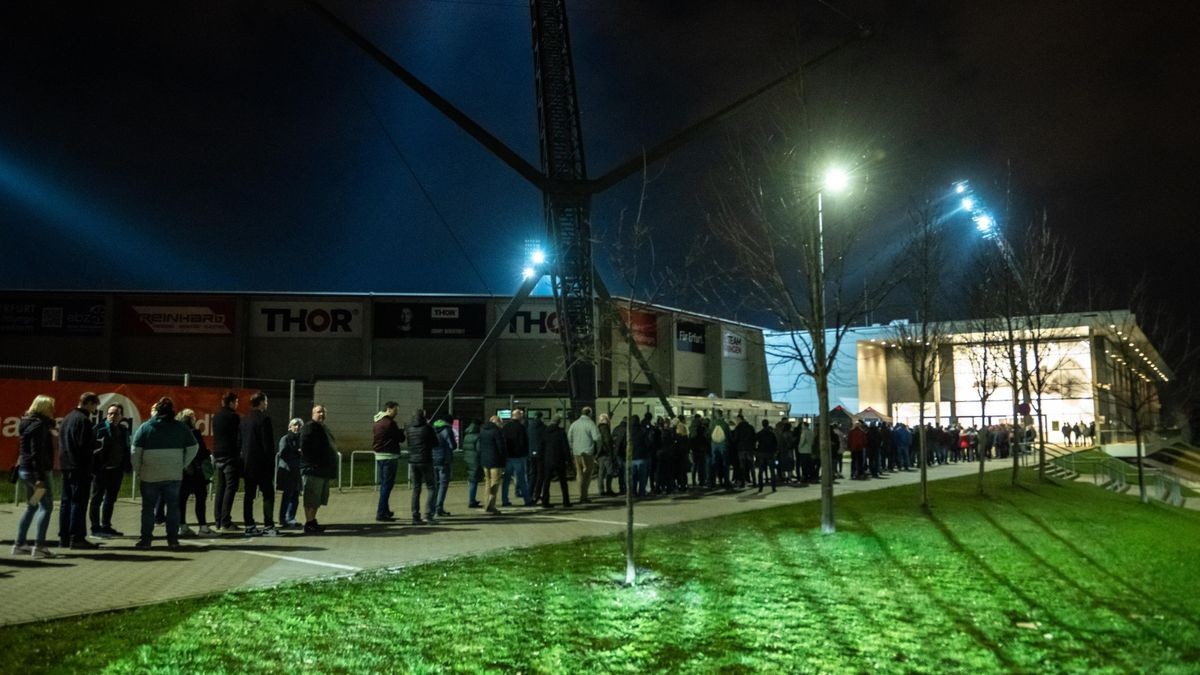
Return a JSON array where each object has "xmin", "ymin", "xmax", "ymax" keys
[{"xmin": 348, "ymin": 451, "xmax": 379, "ymax": 489}]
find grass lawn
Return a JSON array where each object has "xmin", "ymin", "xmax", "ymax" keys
[{"xmin": 3, "ymin": 469, "xmax": 1199, "ymax": 673}]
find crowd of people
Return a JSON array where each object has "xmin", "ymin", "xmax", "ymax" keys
[{"xmin": 12, "ymin": 390, "xmax": 1074, "ymax": 560}]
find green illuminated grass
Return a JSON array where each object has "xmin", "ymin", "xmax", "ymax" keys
[{"xmin": 3, "ymin": 469, "xmax": 1199, "ymax": 673}]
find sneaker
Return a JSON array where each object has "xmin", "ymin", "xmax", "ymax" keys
[
  {"xmin": 178, "ymin": 524, "xmax": 194, "ymax": 537},
  {"xmin": 31, "ymin": 546, "xmax": 54, "ymax": 559},
  {"xmin": 91, "ymin": 529, "xmax": 113, "ymax": 539},
  {"xmin": 70, "ymin": 538, "xmax": 101, "ymax": 550},
  {"xmin": 412, "ymin": 516, "xmax": 425, "ymax": 526},
  {"xmin": 244, "ymin": 526, "xmax": 263, "ymax": 537},
  {"xmin": 167, "ymin": 542, "xmax": 185, "ymax": 552},
  {"xmin": 260, "ymin": 527, "xmax": 280, "ymax": 537},
  {"xmin": 155, "ymin": 517, "xmax": 166, "ymax": 526},
  {"xmin": 11, "ymin": 543, "xmax": 32, "ymax": 555},
  {"xmin": 424, "ymin": 515, "xmax": 438, "ymax": 526},
  {"xmin": 376, "ymin": 515, "xmax": 396, "ymax": 522},
  {"xmin": 303, "ymin": 521, "xmax": 321, "ymax": 534},
  {"xmin": 468, "ymin": 502, "xmax": 483, "ymax": 509},
  {"xmin": 198, "ymin": 525, "xmax": 215, "ymax": 535},
  {"xmin": 134, "ymin": 539, "xmax": 152, "ymax": 550},
  {"xmin": 102, "ymin": 526, "xmax": 125, "ymax": 537},
  {"xmin": 436, "ymin": 510, "xmax": 452, "ymax": 517}
]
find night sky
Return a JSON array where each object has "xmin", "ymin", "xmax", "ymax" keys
[{"xmin": 2, "ymin": 2, "xmax": 1197, "ymax": 335}]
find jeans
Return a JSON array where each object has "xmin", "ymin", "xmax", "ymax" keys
[
  {"xmin": 212, "ymin": 456, "xmax": 241, "ymax": 528},
  {"xmin": 376, "ymin": 459, "xmax": 398, "ymax": 518},
  {"xmin": 58, "ymin": 469, "xmax": 90, "ymax": 543},
  {"xmin": 89, "ymin": 467, "xmax": 124, "ymax": 531},
  {"xmin": 631, "ymin": 459, "xmax": 649, "ymax": 497},
  {"xmin": 277, "ymin": 468, "xmax": 300, "ymax": 524},
  {"xmin": 434, "ymin": 464, "xmax": 451, "ymax": 513},
  {"xmin": 709, "ymin": 443, "xmax": 729, "ymax": 488},
  {"xmin": 16, "ymin": 471, "xmax": 54, "ymax": 546},
  {"xmin": 409, "ymin": 463, "xmax": 436, "ymax": 519},
  {"xmin": 897, "ymin": 445, "xmax": 911, "ymax": 470},
  {"xmin": 542, "ymin": 458, "xmax": 570, "ymax": 505},
  {"xmin": 596, "ymin": 455, "xmax": 613, "ymax": 493},
  {"xmin": 463, "ymin": 451, "xmax": 482, "ymax": 506},
  {"xmin": 242, "ymin": 473, "xmax": 275, "ymax": 528},
  {"xmin": 502, "ymin": 457, "xmax": 530, "ymax": 505},
  {"xmin": 140, "ymin": 480, "xmax": 181, "ymax": 544}
]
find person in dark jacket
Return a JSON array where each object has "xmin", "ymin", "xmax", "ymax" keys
[
  {"xmin": 58, "ymin": 391, "xmax": 101, "ymax": 550},
  {"xmin": 13, "ymin": 395, "xmax": 57, "ymax": 559},
  {"xmin": 211, "ymin": 391, "xmax": 241, "ymax": 530},
  {"xmin": 176, "ymin": 408, "xmax": 213, "ymax": 536},
  {"xmin": 406, "ymin": 409, "xmax": 438, "ymax": 524},
  {"xmin": 526, "ymin": 411, "xmax": 547, "ymax": 508},
  {"xmin": 461, "ymin": 420, "xmax": 483, "ymax": 509},
  {"xmin": 630, "ymin": 412, "xmax": 652, "ymax": 497},
  {"xmin": 609, "ymin": 416, "xmax": 627, "ymax": 495},
  {"xmin": 432, "ymin": 417, "xmax": 457, "ymax": 517},
  {"xmin": 754, "ymin": 419, "xmax": 779, "ymax": 493},
  {"xmin": 90, "ymin": 403, "xmax": 130, "ymax": 538},
  {"xmin": 477, "ymin": 415, "xmax": 506, "ymax": 514},
  {"xmin": 540, "ymin": 416, "xmax": 572, "ymax": 508},
  {"xmin": 596, "ymin": 414, "xmax": 615, "ymax": 496},
  {"xmin": 501, "ymin": 409, "xmax": 531, "ymax": 507},
  {"xmin": 372, "ymin": 402, "xmax": 405, "ymax": 521},
  {"xmin": 299, "ymin": 405, "xmax": 338, "ymax": 534},
  {"xmin": 730, "ymin": 414, "xmax": 756, "ymax": 490},
  {"xmin": 240, "ymin": 392, "xmax": 276, "ymax": 536},
  {"xmin": 276, "ymin": 418, "xmax": 303, "ymax": 527}
]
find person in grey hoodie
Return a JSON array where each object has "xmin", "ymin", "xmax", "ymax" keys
[{"xmin": 130, "ymin": 397, "xmax": 199, "ymax": 550}]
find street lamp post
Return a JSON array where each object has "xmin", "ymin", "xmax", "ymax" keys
[{"xmin": 812, "ymin": 166, "xmax": 847, "ymax": 534}]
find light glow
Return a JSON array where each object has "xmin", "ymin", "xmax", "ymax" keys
[{"xmin": 824, "ymin": 167, "xmax": 850, "ymax": 193}]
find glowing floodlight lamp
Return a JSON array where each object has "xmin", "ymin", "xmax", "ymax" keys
[
  {"xmin": 974, "ymin": 213, "xmax": 993, "ymax": 232},
  {"xmin": 955, "ymin": 182, "xmax": 967, "ymax": 194},
  {"xmin": 961, "ymin": 197, "xmax": 975, "ymax": 211},
  {"xmin": 522, "ymin": 266, "xmax": 536, "ymax": 280},
  {"xmin": 530, "ymin": 249, "xmax": 546, "ymax": 265},
  {"xmin": 824, "ymin": 167, "xmax": 850, "ymax": 193}
]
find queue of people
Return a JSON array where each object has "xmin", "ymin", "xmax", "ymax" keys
[{"xmin": 13, "ymin": 391, "xmax": 1048, "ymax": 561}]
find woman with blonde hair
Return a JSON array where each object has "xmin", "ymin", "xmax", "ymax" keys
[
  {"xmin": 176, "ymin": 408, "xmax": 213, "ymax": 536},
  {"xmin": 13, "ymin": 395, "xmax": 57, "ymax": 558}
]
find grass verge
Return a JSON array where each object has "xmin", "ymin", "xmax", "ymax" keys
[{"xmin": 2, "ymin": 469, "xmax": 1198, "ymax": 673}]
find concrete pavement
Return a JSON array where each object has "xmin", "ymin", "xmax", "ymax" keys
[{"xmin": 0, "ymin": 459, "xmax": 1008, "ymax": 626}]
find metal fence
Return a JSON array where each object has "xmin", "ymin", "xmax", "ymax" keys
[{"xmin": 1051, "ymin": 451, "xmax": 1187, "ymax": 508}]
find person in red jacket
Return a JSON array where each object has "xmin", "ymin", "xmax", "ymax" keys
[{"xmin": 847, "ymin": 420, "xmax": 868, "ymax": 480}]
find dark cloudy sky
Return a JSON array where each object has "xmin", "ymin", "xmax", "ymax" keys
[{"xmin": 2, "ymin": 1, "xmax": 1197, "ymax": 330}]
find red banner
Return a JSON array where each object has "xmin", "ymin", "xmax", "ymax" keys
[
  {"xmin": 618, "ymin": 308, "xmax": 659, "ymax": 347},
  {"xmin": 0, "ymin": 379, "xmax": 254, "ymax": 468}
]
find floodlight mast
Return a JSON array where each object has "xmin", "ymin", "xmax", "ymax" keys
[{"xmin": 307, "ymin": 0, "xmax": 868, "ymax": 415}]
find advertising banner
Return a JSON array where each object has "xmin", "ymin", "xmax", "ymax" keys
[
  {"xmin": 723, "ymin": 329, "xmax": 747, "ymax": 360},
  {"xmin": 618, "ymin": 308, "xmax": 658, "ymax": 347},
  {"xmin": 0, "ymin": 300, "xmax": 106, "ymax": 336},
  {"xmin": 120, "ymin": 299, "xmax": 235, "ymax": 336},
  {"xmin": 374, "ymin": 302, "xmax": 487, "ymax": 339},
  {"xmin": 501, "ymin": 302, "xmax": 560, "ymax": 340},
  {"xmin": 0, "ymin": 379, "xmax": 255, "ymax": 468},
  {"xmin": 251, "ymin": 301, "xmax": 362, "ymax": 338},
  {"xmin": 675, "ymin": 320, "xmax": 707, "ymax": 354}
]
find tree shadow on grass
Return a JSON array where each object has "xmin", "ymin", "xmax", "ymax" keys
[
  {"xmin": 846, "ymin": 505, "xmax": 1021, "ymax": 671},
  {"xmin": 972, "ymin": 507, "xmax": 1178, "ymax": 647},
  {"xmin": 1000, "ymin": 500, "xmax": 1200, "ymax": 633},
  {"xmin": 917, "ymin": 507, "xmax": 1146, "ymax": 666},
  {"xmin": 65, "ymin": 552, "xmax": 189, "ymax": 562}
]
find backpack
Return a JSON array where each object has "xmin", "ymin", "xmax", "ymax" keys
[{"xmin": 711, "ymin": 424, "xmax": 726, "ymax": 444}]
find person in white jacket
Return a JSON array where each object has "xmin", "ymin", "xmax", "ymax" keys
[
  {"xmin": 130, "ymin": 397, "xmax": 199, "ymax": 550},
  {"xmin": 567, "ymin": 407, "xmax": 602, "ymax": 504}
]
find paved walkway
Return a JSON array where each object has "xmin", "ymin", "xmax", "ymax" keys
[{"xmin": 1, "ymin": 460, "xmax": 1008, "ymax": 626}]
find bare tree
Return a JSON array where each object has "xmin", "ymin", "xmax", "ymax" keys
[
  {"xmin": 1094, "ymin": 284, "xmax": 1194, "ymax": 503},
  {"xmin": 1011, "ymin": 215, "xmax": 1076, "ymax": 479},
  {"xmin": 959, "ymin": 260, "xmax": 1005, "ymax": 494},
  {"xmin": 705, "ymin": 109, "xmax": 893, "ymax": 533},
  {"xmin": 888, "ymin": 198, "xmax": 951, "ymax": 507}
]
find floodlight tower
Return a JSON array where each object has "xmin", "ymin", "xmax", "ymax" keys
[{"xmin": 531, "ymin": 0, "xmax": 596, "ymax": 407}]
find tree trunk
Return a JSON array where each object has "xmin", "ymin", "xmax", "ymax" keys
[
  {"xmin": 817, "ymin": 376, "xmax": 835, "ymax": 534},
  {"xmin": 918, "ymin": 404, "xmax": 928, "ymax": 507},
  {"xmin": 978, "ymin": 398, "xmax": 988, "ymax": 495},
  {"xmin": 624, "ymin": 352, "xmax": 636, "ymax": 585}
]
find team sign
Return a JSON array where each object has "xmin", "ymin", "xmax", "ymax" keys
[
  {"xmin": 502, "ymin": 302, "xmax": 560, "ymax": 340},
  {"xmin": 723, "ymin": 329, "xmax": 747, "ymax": 360},
  {"xmin": 251, "ymin": 301, "xmax": 362, "ymax": 338},
  {"xmin": 374, "ymin": 302, "xmax": 486, "ymax": 339}
]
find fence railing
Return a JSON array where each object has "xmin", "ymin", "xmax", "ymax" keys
[{"xmin": 1051, "ymin": 452, "xmax": 1186, "ymax": 507}]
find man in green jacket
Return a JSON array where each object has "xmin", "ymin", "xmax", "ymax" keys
[{"xmin": 131, "ymin": 397, "xmax": 199, "ymax": 550}]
